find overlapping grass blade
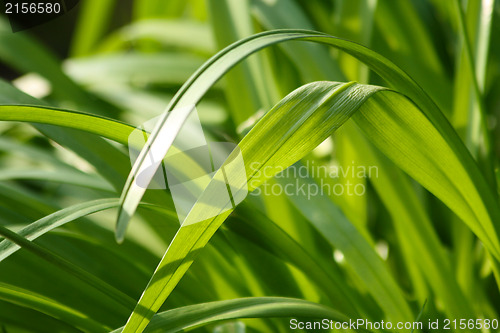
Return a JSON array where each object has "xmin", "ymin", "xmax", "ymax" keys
[
  {"xmin": 117, "ymin": 28, "xmax": 499, "ymax": 252},
  {"xmin": 118, "ymin": 29, "xmax": 500, "ymax": 331},
  {"xmin": 112, "ymin": 297, "xmax": 353, "ymax": 333},
  {"xmin": 114, "ymin": 29, "xmax": 373, "ymax": 243},
  {"xmin": 121, "ymin": 80, "xmax": 380, "ymax": 332}
]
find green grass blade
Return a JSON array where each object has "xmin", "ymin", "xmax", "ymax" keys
[
  {"xmin": 99, "ymin": 19, "xmax": 215, "ymax": 55},
  {"xmin": 118, "ymin": 28, "xmax": 499, "ymax": 250},
  {"xmin": 0, "ymin": 199, "xmax": 119, "ymax": 262},
  {"xmin": 0, "ymin": 283, "xmax": 109, "ymax": 332},
  {"xmin": 121, "ymin": 81, "xmax": 380, "ymax": 332},
  {"xmin": 344, "ymin": 121, "xmax": 475, "ymax": 320},
  {"xmin": 114, "ymin": 29, "xmax": 390, "ymax": 242},
  {"xmin": 123, "ymin": 82, "xmax": 500, "ymax": 330},
  {"xmin": 117, "ymin": 29, "xmax": 500, "ymax": 330},
  {"xmin": 0, "ymin": 225, "xmax": 136, "ymax": 310},
  {"xmin": 65, "ymin": 53, "xmax": 205, "ymax": 87},
  {"xmin": 277, "ymin": 170, "xmax": 413, "ymax": 322},
  {"xmin": 0, "ymin": 80, "xmax": 132, "ymax": 191},
  {"xmin": 228, "ymin": 203, "xmax": 367, "ymax": 317},
  {"xmin": 209, "ymin": 0, "xmax": 276, "ymax": 124},
  {"xmin": 453, "ymin": 0, "xmax": 492, "ymax": 157},
  {"xmin": 0, "ymin": 105, "xmax": 133, "ymax": 145},
  {"xmin": 1, "ymin": 4, "xmax": 499, "ymax": 332},
  {"xmin": 115, "ymin": 104, "xmax": 195, "ymax": 243},
  {"xmin": 0, "ymin": 169, "xmax": 114, "ymax": 192},
  {"xmin": 112, "ymin": 297, "xmax": 352, "ymax": 333},
  {"xmin": 352, "ymin": 91, "xmax": 500, "ymax": 259},
  {"xmin": 70, "ymin": 0, "xmax": 116, "ymax": 57},
  {"xmin": 0, "ymin": 20, "xmax": 112, "ymax": 113}
]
